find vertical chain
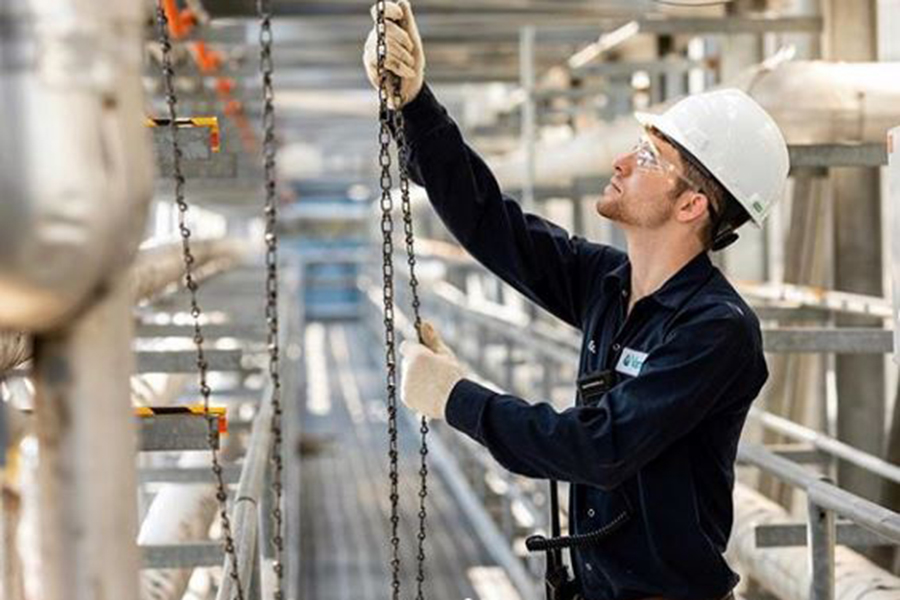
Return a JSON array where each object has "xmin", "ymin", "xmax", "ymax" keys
[
  {"xmin": 377, "ymin": 2, "xmax": 430, "ymax": 597},
  {"xmin": 256, "ymin": 0, "xmax": 284, "ymax": 600},
  {"xmin": 391, "ymin": 103, "xmax": 429, "ymax": 599},
  {"xmin": 257, "ymin": 0, "xmax": 285, "ymax": 597},
  {"xmin": 375, "ymin": 2, "xmax": 402, "ymax": 599},
  {"xmin": 154, "ymin": 4, "xmax": 244, "ymax": 599}
]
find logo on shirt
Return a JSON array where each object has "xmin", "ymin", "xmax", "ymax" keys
[
  {"xmin": 615, "ymin": 347, "xmax": 648, "ymax": 377},
  {"xmin": 588, "ymin": 340, "xmax": 597, "ymax": 354}
]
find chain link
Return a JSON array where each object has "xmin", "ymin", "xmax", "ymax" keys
[
  {"xmin": 376, "ymin": 2, "xmax": 429, "ymax": 598},
  {"xmin": 154, "ymin": 4, "xmax": 244, "ymax": 598},
  {"xmin": 375, "ymin": 3, "xmax": 402, "ymax": 599},
  {"xmin": 391, "ymin": 102, "xmax": 430, "ymax": 600},
  {"xmin": 257, "ymin": 0, "xmax": 285, "ymax": 597}
]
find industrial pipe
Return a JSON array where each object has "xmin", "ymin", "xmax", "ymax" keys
[
  {"xmin": 729, "ymin": 483, "xmax": 900, "ymax": 600},
  {"xmin": 130, "ymin": 238, "xmax": 248, "ymax": 301},
  {"xmin": 489, "ymin": 61, "xmax": 900, "ymax": 188},
  {"xmin": 0, "ymin": 0, "xmax": 153, "ymax": 331},
  {"xmin": 0, "ymin": 239, "xmax": 245, "ymax": 374}
]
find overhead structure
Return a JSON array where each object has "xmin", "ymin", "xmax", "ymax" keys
[{"xmin": 488, "ymin": 60, "xmax": 900, "ymax": 189}]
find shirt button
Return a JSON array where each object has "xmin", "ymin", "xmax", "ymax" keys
[
  {"xmin": 585, "ymin": 564, "xmax": 593, "ymax": 572},
  {"xmin": 612, "ymin": 343, "xmax": 621, "ymax": 352},
  {"xmin": 621, "ymin": 289, "xmax": 628, "ymax": 298},
  {"xmin": 587, "ymin": 508, "xmax": 595, "ymax": 517}
]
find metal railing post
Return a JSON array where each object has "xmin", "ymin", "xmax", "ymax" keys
[
  {"xmin": 215, "ymin": 385, "xmax": 274, "ymax": 600},
  {"xmin": 807, "ymin": 485, "xmax": 835, "ymax": 600}
]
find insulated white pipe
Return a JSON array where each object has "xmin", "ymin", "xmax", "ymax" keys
[
  {"xmin": 729, "ymin": 483, "xmax": 900, "ymax": 600},
  {"xmin": 0, "ymin": 239, "xmax": 244, "ymax": 373},
  {"xmin": 138, "ymin": 457, "xmax": 219, "ymax": 600},
  {"xmin": 489, "ymin": 61, "xmax": 900, "ymax": 188},
  {"xmin": 0, "ymin": 0, "xmax": 153, "ymax": 331}
]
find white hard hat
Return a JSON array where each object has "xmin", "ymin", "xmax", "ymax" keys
[{"xmin": 635, "ymin": 88, "xmax": 789, "ymax": 227}]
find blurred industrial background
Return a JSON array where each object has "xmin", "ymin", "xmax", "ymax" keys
[{"xmin": 3, "ymin": 1, "xmax": 900, "ymax": 599}]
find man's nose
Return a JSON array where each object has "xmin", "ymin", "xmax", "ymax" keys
[{"xmin": 613, "ymin": 150, "xmax": 634, "ymax": 176}]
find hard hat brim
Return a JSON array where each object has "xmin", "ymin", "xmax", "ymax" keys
[{"xmin": 634, "ymin": 111, "xmax": 660, "ymax": 130}]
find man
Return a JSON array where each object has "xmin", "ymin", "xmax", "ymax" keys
[{"xmin": 363, "ymin": 3, "xmax": 789, "ymax": 600}]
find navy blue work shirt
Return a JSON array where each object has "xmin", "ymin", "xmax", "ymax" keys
[{"xmin": 393, "ymin": 84, "xmax": 769, "ymax": 600}]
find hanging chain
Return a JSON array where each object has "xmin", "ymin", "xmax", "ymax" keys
[
  {"xmin": 375, "ymin": 2, "xmax": 402, "ymax": 599},
  {"xmin": 376, "ymin": 1, "xmax": 429, "ymax": 598},
  {"xmin": 257, "ymin": 0, "xmax": 285, "ymax": 597},
  {"xmin": 392, "ymin": 100, "xmax": 429, "ymax": 600},
  {"xmin": 154, "ymin": 4, "xmax": 245, "ymax": 599}
]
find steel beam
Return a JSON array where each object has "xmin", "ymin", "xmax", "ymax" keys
[
  {"xmin": 135, "ymin": 349, "xmax": 243, "ymax": 373},
  {"xmin": 788, "ymin": 143, "xmax": 887, "ymax": 168},
  {"xmin": 575, "ymin": 59, "xmax": 705, "ymax": 78},
  {"xmin": 639, "ymin": 15, "xmax": 822, "ymax": 34},
  {"xmin": 138, "ymin": 413, "xmax": 220, "ymax": 452},
  {"xmin": 153, "ymin": 127, "xmax": 211, "ymax": 161},
  {"xmin": 755, "ymin": 521, "xmax": 893, "ymax": 548},
  {"xmin": 211, "ymin": 0, "xmax": 643, "ymax": 20},
  {"xmin": 752, "ymin": 304, "xmax": 830, "ymax": 322},
  {"xmin": 762, "ymin": 328, "xmax": 893, "ymax": 353},
  {"xmin": 136, "ymin": 323, "xmax": 265, "ymax": 339},
  {"xmin": 157, "ymin": 154, "xmax": 239, "ymax": 179},
  {"xmin": 138, "ymin": 464, "xmax": 242, "ymax": 484},
  {"xmin": 141, "ymin": 542, "xmax": 225, "ymax": 569},
  {"xmin": 736, "ymin": 281, "xmax": 892, "ymax": 319}
]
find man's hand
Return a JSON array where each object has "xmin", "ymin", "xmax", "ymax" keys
[
  {"xmin": 363, "ymin": 0, "xmax": 425, "ymax": 109},
  {"xmin": 400, "ymin": 321, "xmax": 466, "ymax": 420}
]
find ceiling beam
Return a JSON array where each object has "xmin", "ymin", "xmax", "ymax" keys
[
  {"xmin": 210, "ymin": 0, "xmax": 650, "ymax": 20},
  {"xmin": 197, "ymin": 15, "xmax": 821, "ymax": 46}
]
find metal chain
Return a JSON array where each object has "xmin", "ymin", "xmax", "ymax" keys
[
  {"xmin": 375, "ymin": 2, "xmax": 402, "ymax": 598},
  {"xmin": 257, "ymin": 0, "xmax": 285, "ymax": 597},
  {"xmin": 391, "ymin": 102, "xmax": 429, "ymax": 600},
  {"xmin": 154, "ymin": 4, "xmax": 245, "ymax": 599},
  {"xmin": 376, "ymin": 2, "xmax": 430, "ymax": 598}
]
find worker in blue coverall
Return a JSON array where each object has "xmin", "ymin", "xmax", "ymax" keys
[{"xmin": 364, "ymin": 3, "xmax": 790, "ymax": 600}]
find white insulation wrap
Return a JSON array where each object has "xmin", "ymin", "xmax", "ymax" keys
[
  {"xmin": 729, "ymin": 484, "xmax": 900, "ymax": 600},
  {"xmin": 0, "ymin": 0, "xmax": 153, "ymax": 330},
  {"xmin": 0, "ymin": 239, "xmax": 244, "ymax": 373},
  {"xmin": 137, "ymin": 473, "xmax": 218, "ymax": 600},
  {"xmin": 489, "ymin": 61, "xmax": 900, "ymax": 189}
]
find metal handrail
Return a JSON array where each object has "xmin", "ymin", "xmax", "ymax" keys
[
  {"xmin": 738, "ymin": 442, "xmax": 900, "ymax": 544},
  {"xmin": 747, "ymin": 407, "xmax": 900, "ymax": 486},
  {"xmin": 216, "ymin": 383, "xmax": 274, "ymax": 600}
]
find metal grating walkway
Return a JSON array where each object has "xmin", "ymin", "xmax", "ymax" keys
[{"xmin": 298, "ymin": 322, "xmax": 513, "ymax": 600}]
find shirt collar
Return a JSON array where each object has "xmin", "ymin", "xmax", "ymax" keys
[{"xmin": 602, "ymin": 251, "xmax": 714, "ymax": 310}]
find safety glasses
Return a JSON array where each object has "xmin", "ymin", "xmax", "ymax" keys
[
  {"xmin": 633, "ymin": 134, "xmax": 721, "ymax": 232},
  {"xmin": 633, "ymin": 135, "xmax": 701, "ymax": 192}
]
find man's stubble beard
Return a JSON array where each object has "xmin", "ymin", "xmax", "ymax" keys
[
  {"xmin": 597, "ymin": 193, "xmax": 632, "ymax": 225},
  {"xmin": 597, "ymin": 192, "xmax": 672, "ymax": 229}
]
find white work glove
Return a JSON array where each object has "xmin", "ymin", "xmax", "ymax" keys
[
  {"xmin": 400, "ymin": 321, "xmax": 467, "ymax": 420},
  {"xmin": 363, "ymin": 0, "xmax": 425, "ymax": 109}
]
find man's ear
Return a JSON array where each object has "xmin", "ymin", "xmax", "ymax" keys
[{"xmin": 676, "ymin": 190, "xmax": 710, "ymax": 225}]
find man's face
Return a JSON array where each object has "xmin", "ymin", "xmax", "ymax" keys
[{"xmin": 596, "ymin": 131, "xmax": 688, "ymax": 230}]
